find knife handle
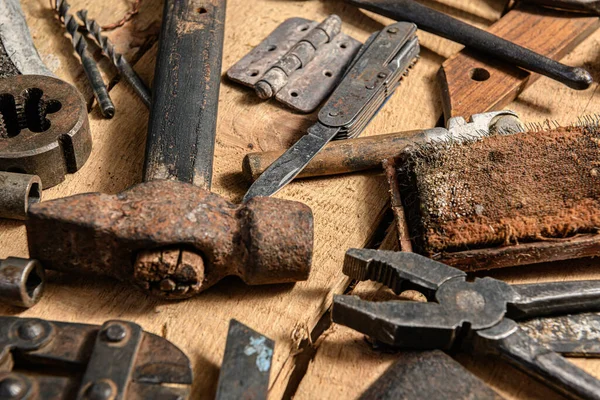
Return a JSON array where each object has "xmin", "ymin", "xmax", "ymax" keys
[{"xmin": 438, "ymin": 5, "xmax": 599, "ymax": 121}]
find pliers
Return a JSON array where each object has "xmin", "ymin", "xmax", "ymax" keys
[{"xmin": 332, "ymin": 249, "xmax": 600, "ymax": 400}]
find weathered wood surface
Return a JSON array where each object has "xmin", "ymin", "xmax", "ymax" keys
[
  {"xmin": 439, "ymin": 5, "xmax": 599, "ymax": 119},
  {"xmin": 0, "ymin": 0, "xmax": 598, "ymax": 399}
]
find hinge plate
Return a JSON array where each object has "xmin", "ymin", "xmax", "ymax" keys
[{"xmin": 227, "ymin": 17, "xmax": 361, "ymax": 113}]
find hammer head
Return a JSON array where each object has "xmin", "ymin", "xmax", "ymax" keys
[{"xmin": 26, "ymin": 180, "xmax": 313, "ymax": 298}]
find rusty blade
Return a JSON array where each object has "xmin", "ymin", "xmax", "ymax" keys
[
  {"xmin": 519, "ymin": 312, "xmax": 600, "ymax": 357},
  {"xmin": 360, "ymin": 350, "xmax": 504, "ymax": 400},
  {"xmin": 215, "ymin": 320, "xmax": 274, "ymax": 400}
]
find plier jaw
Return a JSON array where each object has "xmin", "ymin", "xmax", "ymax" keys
[{"xmin": 333, "ymin": 249, "xmax": 600, "ymax": 399}]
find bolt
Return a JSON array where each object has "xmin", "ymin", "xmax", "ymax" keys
[
  {"xmin": 102, "ymin": 323, "xmax": 127, "ymax": 342},
  {"xmin": 328, "ymin": 111, "xmax": 339, "ymax": 117},
  {"xmin": 84, "ymin": 381, "xmax": 114, "ymax": 400},
  {"xmin": 0, "ymin": 377, "xmax": 26, "ymax": 399},
  {"xmin": 387, "ymin": 27, "xmax": 398, "ymax": 34},
  {"xmin": 17, "ymin": 320, "xmax": 45, "ymax": 341}
]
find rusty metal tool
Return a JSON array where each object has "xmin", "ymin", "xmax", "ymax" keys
[
  {"xmin": 359, "ymin": 351, "xmax": 505, "ymax": 400},
  {"xmin": 243, "ymin": 111, "xmax": 523, "ymax": 181},
  {"xmin": 216, "ymin": 320, "xmax": 274, "ymax": 400},
  {"xmin": 333, "ymin": 249, "xmax": 600, "ymax": 400},
  {"xmin": 54, "ymin": 0, "xmax": 115, "ymax": 118},
  {"xmin": 227, "ymin": 15, "xmax": 362, "ymax": 113},
  {"xmin": 0, "ymin": 0, "xmax": 91, "ymax": 221},
  {"xmin": 345, "ymin": 0, "xmax": 593, "ymax": 90},
  {"xmin": 77, "ymin": 9, "xmax": 151, "ymax": 108},
  {"xmin": 0, "ymin": 316, "xmax": 193, "ymax": 399},
  {"xmin": 0, "ymin": 171, "xmax": 41, "ymax": 220},
  {"xmin": 243, "ymin": 22, "xmax": 420, "ymax": 200},
  {"xmin": 25, "ymin": 0, "xmax": 313, "ymax": 300},
  {"xmin": 439, "ymin": 3, "xmax": 599, "ymax": 120},
  {"xmin": 0, "ymin": 258, "xmax": 45, "ymax": 308},
  {"xmin": 523, "ymin": 0, "xmax": 600, "ymax": 14}
]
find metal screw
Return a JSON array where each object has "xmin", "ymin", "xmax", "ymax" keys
[
  {"xmin": 84, "ymin": 381, "xmax": 114, "ymax": 400},
  {"xmin": 387, "ymin": 27, "xmax": 398, "ymax": 34},
  {"xmin": 328, "ymin": 111, "xmax": 340, "ymax": 117},
  {"xmin": 17, "ymin": 320, "xmax": 45, "ymax": 341},
  {"xmin": 0, "ymin": 377, "xmax": 26, "ymax": 399},
  {"xmin": 102, "ymin": 323, "xmax": 127, "ymax": 342}
]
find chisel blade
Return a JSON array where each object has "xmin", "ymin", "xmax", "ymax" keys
[{"xmin": 215, "ymin": 319, "xmax": 275, "ymax": 400}]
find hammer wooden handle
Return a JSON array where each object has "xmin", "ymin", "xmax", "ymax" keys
[{"xmin": 243, "ymin": 129, "xmax": 425, "ymax": 181}]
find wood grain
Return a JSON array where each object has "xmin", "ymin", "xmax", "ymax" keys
[
  {"xmin": 296, "ymin": 3, "xmax": 600, "ymax": 400},
  {"xmin": 439, "ymin": 4, "xmax": 599, "ymax": 119},
  {"xmin": 2, "ymin": 1, "xmax": 599, "ymax": 399}
]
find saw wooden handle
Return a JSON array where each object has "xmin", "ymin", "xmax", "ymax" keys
[
  {"xmin": 243, "ymin": 130, "xmax": 424, "ymax": 181},
  {"xmin": 438, "ymin": 5, "xmax": 599, "ymax": 120}
]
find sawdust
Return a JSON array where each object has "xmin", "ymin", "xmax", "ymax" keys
[{"xmin": 398, "ymin": 124, "xmax": 600, "ymax": 254}]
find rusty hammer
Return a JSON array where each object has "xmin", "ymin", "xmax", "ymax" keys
[{"xmin": 25, "ymin": 0, "xmax": 313, "ymax": 300}]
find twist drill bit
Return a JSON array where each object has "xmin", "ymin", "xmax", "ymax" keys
[
  {"xmin": 53, "ymin": 0, "xmax": 115, "ymax": 118},
  {"xmin": 77, "ymin": 10, "xmax": 151, "ymax": 108}
]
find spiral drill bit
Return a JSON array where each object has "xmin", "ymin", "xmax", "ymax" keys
[
  {"xmin": 53, "ymin": 0, "xmax": 115, "ymax": 118},
  {"xmin": 77, "ymin": 10, "xmax": 151, "ymax": 108}
]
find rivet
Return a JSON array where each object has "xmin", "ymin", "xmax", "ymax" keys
[
  {"xmin": 387, "ymin": 27, "xmax": 398, "ymax": 34},
  {"xmin": 378, "ymin": 72, "xmax": 387, "ymax": 79},
  {"xmin": 102, "ymin": 323, "xmax": 127, "ymax": 342},
  {"xmin": 328, "ymin": 111, "xmax": 339, "ymax": 117},
  {"xmin": 0, "ymin": 377, "xmax": 26, "ymax": 399},
  {"xmin": 84, "ymin": 381, "xmax": 114, "ymax": 400},
  {"xmin": 17, "ymin": 320, "xmax": 44, "ymax": 341}
]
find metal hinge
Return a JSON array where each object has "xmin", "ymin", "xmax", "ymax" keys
[{"xmin": 227, "ymin": 15, "xmax": 361, "ymax": 113}]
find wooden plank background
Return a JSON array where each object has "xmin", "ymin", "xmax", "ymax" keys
[{"xmin": 1, "ymin": 0, "xmax": 599, "ymax": 398}]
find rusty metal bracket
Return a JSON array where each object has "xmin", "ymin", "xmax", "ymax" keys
[
  {"xmin": 227, "ymin": 16, "xmax": 361, "ymax": 113},
  {"xmin": 0, "ymin": 317, "xmax": 192, "ymax": 399}
]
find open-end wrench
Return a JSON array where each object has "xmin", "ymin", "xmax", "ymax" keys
[{"xmin": 345, "ymin": 0, "xmax": 593, "ymax": 90}]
